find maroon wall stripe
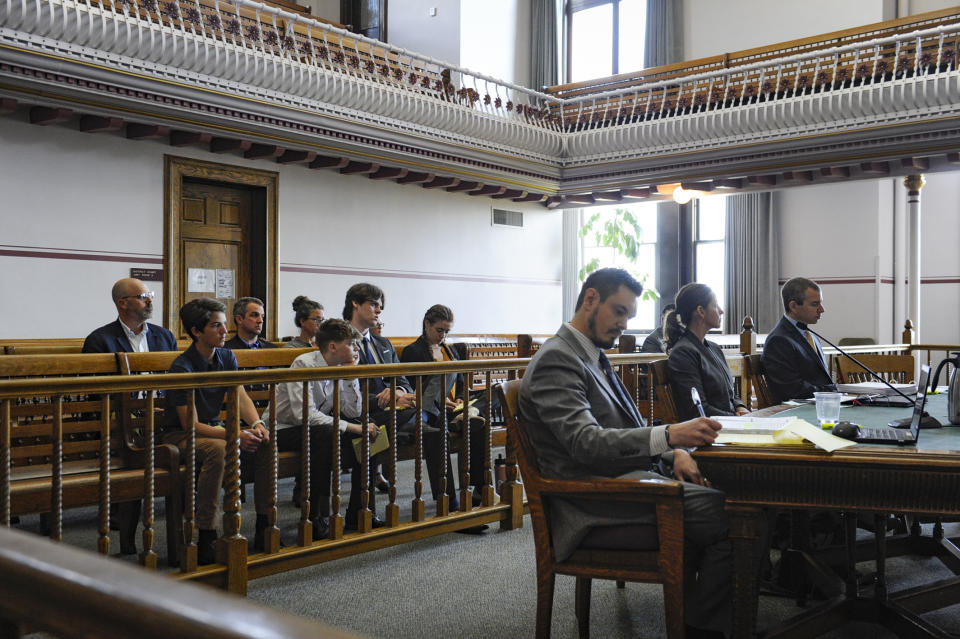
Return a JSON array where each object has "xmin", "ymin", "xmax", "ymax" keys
[
  {"xmin": 0, "ymin": 247, "xmax": 162, "ymax": 264},
  {"xmin": 777, "ymin": 277, "xmax": 959, "ymax": 285},
  {"xmin": 281, "ymin": 264, "xmax": 560, "ymax": 287}
]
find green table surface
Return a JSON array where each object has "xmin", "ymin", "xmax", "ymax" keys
[{"xmin": 778, "ymin": 392, "xmax": 960, "ymax": 453}]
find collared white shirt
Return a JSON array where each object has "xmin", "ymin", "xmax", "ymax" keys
[
  {"xmin": 563, "ymin": 322, "xmax": 669, "ymax": 455},
  {"xmin": 263, "ymin": 351, "xmax": 362, "ymax": 432},
  {"xmin": 119, "ymin": 318, "xmax": 150, "ymax": 353}
]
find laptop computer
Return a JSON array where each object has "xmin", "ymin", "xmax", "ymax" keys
[{"xmin": 853, "ymin": 365, "xmax": 930, "ymax": 445}]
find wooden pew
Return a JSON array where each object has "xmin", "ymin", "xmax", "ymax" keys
[{"xmin": 0, "ymin": 353, "xmax": 182, "ymax": 565}]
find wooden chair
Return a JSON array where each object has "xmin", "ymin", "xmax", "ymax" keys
[
  {"xmin": 835, "ymin": 353, "xmax": 915, "ymax": 384},
  {"xmin": 648, "ymin": 359, "xmax": 680, "ymax": 425},
  {"xmin": 743, "ymin": 354, "xmax": 776, "ymax": 409},
  {"xmin": 496, "ymin": 380, "xmax": 685, "ymax": 639}
]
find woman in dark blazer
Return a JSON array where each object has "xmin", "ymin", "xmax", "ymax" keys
[
  {"xmin": 665, "ymin": 283, "xmax": 750, "ymax": 419},
  {"xmin": 400, "ymin": 304, "xmax": 487, "ymax": 518}
]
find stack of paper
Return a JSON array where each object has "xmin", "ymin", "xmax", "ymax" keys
[
  {"xmin": 835, "ymin": 381, "xmax": 917, "ymax": 396},
  {"xmin": 712, "ymin": 416, "xmax": 854, "ymax": 452}
]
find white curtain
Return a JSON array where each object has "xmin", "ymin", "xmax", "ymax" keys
[
  {"xmin": 530, "ymin": 0, "xmax": 559, "ymax": 91},
  {"xmin": 561, "ymin": 209, "xmax": 582, "ymax": 322},
  {"xmin": 725, "ymin": 193, "xmax": 780, "ymax": 334},
  {"xmin": 644, "ymin": 0, "xmax": 684, "ymax": 68}
]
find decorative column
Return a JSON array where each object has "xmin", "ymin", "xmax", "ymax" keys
[{"xmin": 904, "ymin": 175, "xmax": 925, "ymax": 343}]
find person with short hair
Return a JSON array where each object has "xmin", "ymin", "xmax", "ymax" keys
[
  {"xmin": 665, "ymin": 283, "xmax": 749, "ymax": 419},
  {"xmin": 82, "ymin": 278, "xmax": 177, "ymax": 353},
  {"xmin": 286, "ymin": 296, "xmax": 324, "ymax": 348},
  {"xmin": 761, "ymin": 277, "xmax": 837, "ymax": 403},
  {"xmin": 641, "ymin": 303, "xmax": 676, "ymax": 353},
  {"xmin": 225, "ymin": 297, "xmax": 278, "ymax": 350},
  {"xmin": 519, "ymin": 267, "xmax": 732, "ymax": 637},
  {"xmin": 162, "ymin": 297, "xmax": 269, "ymax": 564},
  {"xmin": 256, "ymin": 318, "xmax": 383, "ymax": 539}
]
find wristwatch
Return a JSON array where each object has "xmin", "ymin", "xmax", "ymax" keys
[{"xmin": 664, "ymin": 424, "xmax": 672, "ymax": 448}]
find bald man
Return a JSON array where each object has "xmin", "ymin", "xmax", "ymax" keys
[{"xmin": 82, "ymin": 278, "xmax": 177, "ymax": 353}]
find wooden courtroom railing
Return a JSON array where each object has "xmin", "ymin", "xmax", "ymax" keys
[
  {"xmin": 0, "ymin": 525, "xmax": 360, "ymax": 639},
  {"xmin": 0, "ymin": 349, "xmax": 662, "ymax": 592}
]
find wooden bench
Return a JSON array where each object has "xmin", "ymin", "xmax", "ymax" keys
[{"xmin": 0, "ymin": 353, "xmax": 183, "ymax": 565}]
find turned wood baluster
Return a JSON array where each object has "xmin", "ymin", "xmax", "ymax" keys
[
  {"xmin": 357, "ymin": 379, "xmax": 372, "ymax": 532},
  {"xmin": 385, "ymin": 378, "xmax": 399, "ymax": 526},
  {"xmin": 1, "ymin": 399, "xmax": 10, "ymax": 526},
  {"xmin": 97, "ymin": 395, "xmax": 110, "ymax": 555},
  {"xmin": 411, "ymin": 376, "xmax": 425, "ymax": 521},
  {"xmin": 481, "ymin": 371, "xmax": 495, "ymax": 506},
  {"xmin": 263, "ymin": 384, "xmax": 280, "ymax": 552},
  {"xmin": 219, "ymin": 387, "xmax": 247, "ymax": 595},
  {"xmin": 140, "ymin": 391, "xmax": 157, "ymax": 569},
  {"xmin": 500, "ymin": 387, "xmax": 524, "ymax": 530},
  {"xmin": 298, "ymin": 381, "xmax": 312, "ymax": 546},
  {"xmin": 52, "ymin": 395, "xmax": 63, "ymax": 542},
  {"xmin": 330, "ymin": 381, "xmax": 344, "ymax": 539},
  {"xmin": 459, "ymin": 371, "xmax": 471, "ymax": 512},
  {"xmin": 437, "ymin": 373, "xmax": 449, "ymax": 517},
  {"xmin": 180, "ymin": 391, "xmax": 198, "ymax": 572}
]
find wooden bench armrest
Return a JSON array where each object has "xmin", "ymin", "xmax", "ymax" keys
[{"xmin": 537, "ymin": 476, "xmax": 683, "ymax": 501}]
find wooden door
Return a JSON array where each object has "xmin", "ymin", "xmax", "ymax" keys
[{"xmin": 177, "ymin": 180, "xmax": 252, "ymax": 339}]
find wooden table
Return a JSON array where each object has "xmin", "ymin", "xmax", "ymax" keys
[{"xmin": 694, "ymin": 396, "xmax": 960, "ymax": 638}]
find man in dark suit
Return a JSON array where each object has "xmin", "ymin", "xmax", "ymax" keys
[
  {"xmin": 82, "ymin": 277, "xmax": 177, "ymax": 555},
  {"xmin": 224, "ymin": 297, "xmax": 278, "ymax": 350},
  {"xmin": 82, "ymin": 278, "xmax": 177, "ymax": 353},
  {"xmin": 519, "ymin": 268, "xmax": 731, "ymax": 638},
  {"xmin": 761, "ymin": 277, "xmax": 837, "ymax": 403}
]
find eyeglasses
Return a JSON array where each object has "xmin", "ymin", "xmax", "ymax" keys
[
  {"xmin": 308, "ymin": 316, "xmax": 325, "ymax": 323},
  {"xmin": 122, "ymin": 291, "xmax": 155, "ymax": 302}
]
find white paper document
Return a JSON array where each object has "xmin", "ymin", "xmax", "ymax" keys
[
  {"xmin": 714, "ymin": 416, "xmax": 855, "ymax": 452},
  {"xmin": 836, "ymin": 381, "xmax": 917, "ymax": 396},
  {"xmin": 187, "ymin": 268, "xmax": 215, "ymax": 293}
]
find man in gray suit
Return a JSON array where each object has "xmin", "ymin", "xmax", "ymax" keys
[{"xmin": 519, "ymin": 268, "xmax": 731, "ymax": 638}]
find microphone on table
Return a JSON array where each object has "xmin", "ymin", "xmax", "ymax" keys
[{"xmin": 805, "ymin": 326, "xmax": 941, "ymax": 429}]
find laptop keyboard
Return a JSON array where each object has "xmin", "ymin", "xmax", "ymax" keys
[{"xmin": 860, "ymin": 427, "xmax": 899, "ymax": 440}]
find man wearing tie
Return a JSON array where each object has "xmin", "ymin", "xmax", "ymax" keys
[
  {"xmin": 518, "ymin": 268, "xmax": 731, "ymax": 638},
  {"xmin": 761, "ymin": 277, "xmax": 838, "ymax": 403}
]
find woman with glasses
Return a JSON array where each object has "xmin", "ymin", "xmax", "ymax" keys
[
  {"xmin": 286, "ymin": 296, "xmax": 324, "ymax": 348},
  {"xmin": 400, "ymin": 304, "xmax": 488, "ymax": 524}
]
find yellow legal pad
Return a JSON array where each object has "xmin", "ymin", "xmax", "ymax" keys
[{"xmin": 352, "ymin": 425, "xmax": 390, "ymax": 458}]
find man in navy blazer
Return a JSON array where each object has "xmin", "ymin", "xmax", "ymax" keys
[
  {"xmin": 761, "ymin": 277, "xmax": 837, "ymax": 403},
  {"xmin": 82, "ymin": 278, "xmax": 177, "ymax": 354}
]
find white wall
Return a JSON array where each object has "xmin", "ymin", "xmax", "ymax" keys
[
  {"xmin": 388, "ymin": 0, "xmax": 461, "ymax": 66},
  {"xmin": 460, "ymin": 0, "xmax": 530, "ymax": 87},
  {"xmin": 0, "ymin": 115, "xmax": 561, "ymax": 339}
]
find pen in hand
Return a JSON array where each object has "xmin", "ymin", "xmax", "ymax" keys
[{"xmin": 690, "ymin": 387, "xmax": 707, "ymax": 418}]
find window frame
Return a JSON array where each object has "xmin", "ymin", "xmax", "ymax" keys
[
  {"xmin": 564, "ymin": 0, "xmax": 629, "ymax": 83},
  {"xmin": 692, "ymin": 196, "xmax": 727, "ymax": 332}
]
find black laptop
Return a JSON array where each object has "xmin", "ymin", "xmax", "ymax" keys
[{"xmin": 852, "ymin": 366, "xmax": 930, "ymax": 445}]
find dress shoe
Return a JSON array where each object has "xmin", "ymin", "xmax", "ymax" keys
[
  {"xmin": 344, "ymin": 511, "xmax": 387, "ymax": 531},
  {"xmin": 376, "ymin": 473, "xmax": 389, "ymax": 493},
  {"xmin": 454, "ymin": 524, "xmax": 489, "ymax": 535},
  {"xmin": 311, "ymin": 516, "xmax": 330, "ymax": 541},
  {"xmin": 197, "ymin": 529, "xmax": 218, "ymax": 566},
  {"xmin": 472, "ymin": 488, "xmax": 483, "ymax": 507}
]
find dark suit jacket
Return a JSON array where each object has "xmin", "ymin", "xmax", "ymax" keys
[
  {"xmin": 224, "ymin": 335, "xmax": 278, "ymax": 349},
  {"xmin": 82, "ymin": 319, "xmax": 177, "ymax": 353},
  {"xmin": 357, "ymin": 332, "xmax": 413, "ymax": 415},
  {"xmin": 399, "ymin": 336, "xmax": 464, "ymax": 419},
  {"xmin": 640, "ymin": 327, "xmax": 665, "ymax": 353},
  {"xmin": 761, "ymin": 315, "xmax": 837, "ymax": 403},
  {"xmin": 667, "ymin": 331, "xmax": 747, "ymax": 419}
]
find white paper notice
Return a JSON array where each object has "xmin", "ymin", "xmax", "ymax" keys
[
  {"xmin": 215, "ymin": 269, "xmax": 235, "ymax": 299},
  {"xmin": 187, "ymin": 268, "xmax": 215, "ymax": 293},
  {"xmin": 713, "ymin": 417, "xmax": 855, "ymax": 451}
]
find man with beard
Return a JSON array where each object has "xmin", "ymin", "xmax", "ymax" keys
[
  {"xmin": 83, "ymin": 278, "xmax": 177, "ymax": 353},
  {"xmin": 518, "ymin": 268, "xmax": 732, "ymax": 638}
]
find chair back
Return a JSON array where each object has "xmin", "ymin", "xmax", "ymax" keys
[
  {"xmin": 743, "ymin": 354, "xmax": 776, "ymax": 409},
  {"xmin": 835, "ymin": 353, "xmax": 915, "ymax": 384},
  {"xmin": 647, "ymin": 359, "xmax": 680, "ymax": 424}
]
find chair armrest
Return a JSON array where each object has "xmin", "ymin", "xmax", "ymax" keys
[{"xmin": 537, "ymin": 476, "xmax": 683, "ymax": 502}]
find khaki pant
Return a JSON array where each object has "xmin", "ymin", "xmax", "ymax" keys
[{"xmin": 165, "ymin": 432, "xmax": 226, "ymax": 530}]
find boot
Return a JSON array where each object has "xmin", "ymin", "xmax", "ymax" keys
[{"xmin": 198, "ymin": 529, "xmax": 218, "ymax": 566}]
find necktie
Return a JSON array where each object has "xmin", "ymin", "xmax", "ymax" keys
[
  {"xmin": 598, "ymin": 352, "xmax": 643, "ymax": 428},
  {"xmin": 363, "ymin": 337, "xmax": 386, "ymax": 393},
  {"xmin": 797, "ymin": 322, "xmax": 827, "ymax": 369}
]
